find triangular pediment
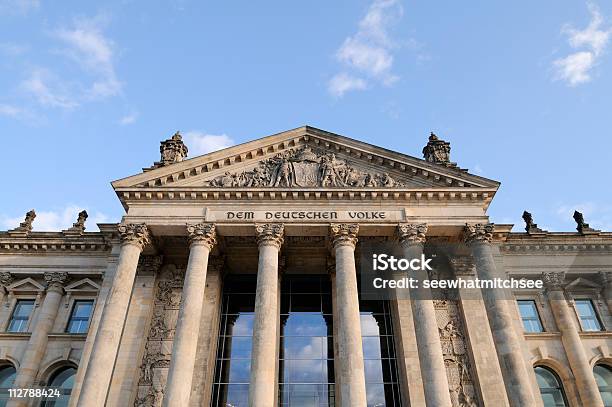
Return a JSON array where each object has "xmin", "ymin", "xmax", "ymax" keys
[
  {"xmin": 8, "ymin": 277, "xmax": 44, "ymax": 292},
  {"xmin": 113, "ymin": 126, "xmax": 499, "ymax": 192},
  {"xmin": 65, "ymin": 278, "xmax": 100, "ymax": 293}
]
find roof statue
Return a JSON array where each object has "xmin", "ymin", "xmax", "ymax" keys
[
  {"xmin": 573, "ymin": 210, "xmax": 600, "ymax": 234},
  {"xmin": 158, "ymin": 131, "xmax": 188, "ymax": 167},
  {"xmin": 8, "ymin": 209, "xmax": 36, "ymax": 235},
  {"xmin": 522, "ymin": 211, "xmax": 545, "ymax": 234},
  {"xmin": 423, "ymin": 132, "xmax": 456, "ymax": 167}
]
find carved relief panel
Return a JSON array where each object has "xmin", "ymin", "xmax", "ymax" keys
[
  {"xmin": 134, "ymin": 265, "xmax": 185, "ymax": 407},
  {"xmin": 433, "ymin": 296, "xmax": 481, "ymax": 407}
]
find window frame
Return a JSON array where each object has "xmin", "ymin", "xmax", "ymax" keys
[
  {"xmin": 574, "ymin": 298, "xmax": 603, "ymax": 332},
  {"xmin": 517, "ymin": 299, "xmax": 545, "ymax": 333},
  {"xmin": 5, "ymin": 298, "xmax": 36, "ymax": 333},
  {"xmin": 534, "ymin": 365, "xmax": 568, "ymax": 407},
  {"xmin": 594, "ymin": 364, "xmax": 612, "ymax": 405},
  {"xmin": 65, "ymin": 299, "xmax": 95, "ymax": 334}
]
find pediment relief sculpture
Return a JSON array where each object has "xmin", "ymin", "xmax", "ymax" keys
[{"xmin": 204, "ymin": 146, "xmax": 406, "ymax": 188}]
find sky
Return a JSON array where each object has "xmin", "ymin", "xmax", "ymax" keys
[{"xmin": 0, "ymin": 0, "xmax": 611, "ymax": 233}]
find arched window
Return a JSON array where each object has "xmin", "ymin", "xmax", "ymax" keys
[
  {"xmin": 535, "ymin": 366, "xmax": 567, "ymax": 407},
  {"xmin": 41, "ymin": 366, "xmax": 76, "ymax": 407},
  {"xmin": 594, "ymin": 364, "xmax": 612, "ymax": 406},
  {"xmin": 0, "ymin": 365, "xmax": 16, "ymax": 407}
]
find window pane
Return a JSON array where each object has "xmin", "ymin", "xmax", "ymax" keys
[
  {"xmin": 535, "ymin": 367, "xmax": 567, "ymax": 407},
  {"xmin": 7, "ymin": 300, "xmax": 34, "ymax": 333},
  {"xmin": 594, "ymin": 365, "xmax": 612, "ymax": 407},
  {"xmin": 66, "ymin": 300, "xmax": 94, "ymax": 334},
  {"xmin": 575, "ymin": 300, "xmax": 602, "ymax": 331},
  {"xmin": 518, "ymin": 300, "xmax": 544, "ymax": 333}
]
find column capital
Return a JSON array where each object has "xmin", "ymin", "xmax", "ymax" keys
[
  {"xmin": 542, "ymin": 271, "xmax": 566, "ymax": 291},
  {"xmin": 43, "ymin": 272, "xmax": 69, "ymax": 292},
  {"xmin": 397, "ymin": 223, "xmax": 427, "ymax": 245},
  {"xmin": 255, "ymin": 223, "xmax": 284, "ymax": 248},
  {"xmin": 186, "ymin": 223, "xmax": 217, "ymax": 248},
  {"xmin": 0, "ymin": 272, "xmax": 13, "ymax": 287},
  {"xmin": 330, "ymin": 223, "xmax": 359, "ymax": 249},
  {"xmin": 117, "ymin": 223, "xmax": 151, "ymax": 249},
  {"xmin": 463, "ymin": 223, "xmax": 494, "ymax": 245}
]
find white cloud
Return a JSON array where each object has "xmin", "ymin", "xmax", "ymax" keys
[
  {"xmin": 0, "ymin": 104, "xmax": 24, "ymax": 117},
  {"xmin": 1, "ymin": 205, "xmax": 109, "ymax": 232},
  {"xmin": 0, "ymin": 0, "xmax": 39, "ymax": 15},
  {"xmin": 21, "ymin": 69, "xmax": 78, "ymax": 109},
  {"xmin": 553, "ymin": 3, "xmax": 611, "ymax": 86},
  {"xmin": 555, "ymin": 201, "xmax": 612, "ymax": 231},
  {"xmin": 55, "ymin": 17, "xmax": 121, "ymax": 99},
  {"xmin": 119, "ymin": 112, "xmax": 138, "ymax": 125},
  {"xmin": 184, "ymin": 131, "xmax": 235, "ymax": 156},
  {"xmin": 16, "ymin": 16, "xmax": 121, "ymax": 112},
  {"xmin": 328, "ymin": 73, "xmax": 368, "ymax": 97},
  {"xmin": 329, "ymin": 0, "xmax": 403, "ymax": 96}
]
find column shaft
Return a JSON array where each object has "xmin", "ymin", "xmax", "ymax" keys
[
  {"xmin": 466, "ymin": 224, "xmax": 537, "ymax": 407},
  {"xmin": 8, "ymin": 273, "xmax": 67, "ymax": 407},
  {"xmin": 78, "ymin": 224, "xmax": 149, "ymax": 407},
  {"xmin": 397, "ymin": 223, "xmax": 451, "ymax": 407},
  {"xmin": 545, "ymin": 277, "xmax": 604, "ymax": 407},
  {"xmin": 163, "ymin": 224, "xmax": 216, "ymax": 407},
  {"xmin": 330, "ymin": 223, "xmax": 367, "ymax": 407},
  {"xmin": 249, "ymin": 224, "xmax": 283, "ymax": 407}
]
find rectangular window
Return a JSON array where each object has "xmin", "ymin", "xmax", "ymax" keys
[
  {"xmin": 517, "ymin": 300, "xmax": 544, "ymax": 333},
  {"xmin": 7, "ymin": 299, "xmax": 35, "ymax": 333},
  {"xmin": 575, "ymin": 299, "xmax": 602, "ymax": 331},
  {"xmin": 66, "ymin": 300, "xmax": 94, "ymax": 334}
]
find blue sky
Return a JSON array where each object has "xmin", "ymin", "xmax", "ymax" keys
[{"xmin": 1, "ymin": 0, "xmax": 611, "ymax": 232}]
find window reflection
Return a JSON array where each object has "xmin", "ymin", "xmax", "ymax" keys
[
  {"xmin": 211, "ymin": 276, "xmax": 257, "ymax": 407},
  {"xmin": 280, "ymin": 276, "xmax": 335, "ymax": 407},
  {"xmin": 360, "ymin": 299, "xmax": 402, "ymax": 407}
]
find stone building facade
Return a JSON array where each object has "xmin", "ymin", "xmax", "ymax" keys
[{"xmin": 0, "ymin": 126, "xmax": 611, "ymax": 407}]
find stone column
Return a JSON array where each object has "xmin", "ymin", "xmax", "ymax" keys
[
  {"xmin": 398, "ymin": 224, "xmax": 452, "ymax": 407},
  {"xmin": 450, "ymin": 257, "xmax": 510, "ymax": 406},
  {"xmin": 78, "ymin": 224, "xmax": 151, "ymax": 407},
  {"xmin": 464, "ymin": 224, "xmax": 537, "ymax": 407},
  {"xmin": 543, "ymin": 272, "xmax": 604, "ymax": 407},
  {"xmin": 330, "ymin": 223, "xmax": 367, "ymax": 407},
  {"xmin": 8, "ymin": 272, "xmax": 68, "ymax": 407},
  {"xmin": 249, "ymin": 223, "xmax": 284, "ymax": 407},
  {"xmin": 163, "ymin": 224, "xmax": 217, "ymax": 407}
]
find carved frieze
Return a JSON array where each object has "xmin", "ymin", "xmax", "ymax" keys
[{"xmin": 204, "ymin": 146, "xmax": 406, "ymax": 188}]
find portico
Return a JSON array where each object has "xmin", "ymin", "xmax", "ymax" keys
[{"xmin": 0, "ymin": 126, "xmax": 586, "ymax": 407}]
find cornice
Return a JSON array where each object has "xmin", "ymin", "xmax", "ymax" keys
[
  {"xmin": 114, "ymin": 187, "xmax": 496, "ymax": 205},
  {"xmin": 501, "ymin": 242, "xmax": 612, "ymax": 253},
  {"xmin": 0, "ymin": 232, "xmax": 111, "ymax": 253}
]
